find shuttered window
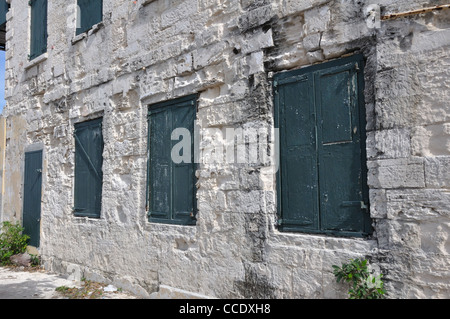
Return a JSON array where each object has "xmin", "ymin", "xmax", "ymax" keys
[
  {"xmin": 274, "ymin": 54, "xmax": 371, "ymax": 237},
  {"xmin": 76, "ymin": 0, "xmax": 102, "ymax": 35},
  {"xmin": 0, "ymin": 0, "xmax": 9, "ymax": 27},
  {"xmin": 147, "ymin": 95, "xmax": 197, "ymax": 225},
  {"xmin": 74, "ymin": 118, "xmax": 104, "ymax": 218},
  {"xmin": 29, "ymin": 0, "xmax": 47, "ymax": 60}
]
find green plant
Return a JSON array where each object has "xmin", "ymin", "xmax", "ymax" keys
[
  {"xmin": 0, "ymin": 221, "xmax": 30, "ymax": 265},
  {"xmin": 55, "ymin": 286, "xmax": 70, "ymax": 293},
  {"xmin": 55, "ymin": 279, "xmax": 105, "ymax": 299},
  {"xmin": 332, "ymin": 258, "xmax": 386, "ymax": 299},
  {"xmin": 30, "ymin": 253, "xmax": 40, "ymax": 267}
]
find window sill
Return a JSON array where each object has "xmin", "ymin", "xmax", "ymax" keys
[
  {"xmin": 25, "ymin": 52, "xmax": 48, "ymax": 70},
  {"xmin": 71, "ymin": 21, "xmax": 104, "ymax": 45},
  {"xmin": 144, "ymin": 218, "xmax": 197, "ymax": 236},
  {"xmin": 270, "ymin": 227, "xmax": 377, "ymax": 252},
  {"xmin": 148, "ymin": 217, "xmax": 196, "ymax": 226}
]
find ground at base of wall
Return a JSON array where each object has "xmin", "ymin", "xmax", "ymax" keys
[{"xmin": 0, "ymin": 266, "xmax": 139, "ymax": 299}]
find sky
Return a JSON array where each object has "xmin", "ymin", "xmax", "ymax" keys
[{"xmin": 0, "ymin": 50, "xmax": 4, "ymax": 114}]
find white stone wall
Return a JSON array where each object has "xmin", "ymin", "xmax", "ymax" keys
[{"xmin": 1, "ymin": 0, "xmax": 449, "ymax": 298}]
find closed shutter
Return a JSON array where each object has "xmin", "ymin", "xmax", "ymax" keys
[
  {"xmin": 275, "ymin": 55, "xmax": 371, "ymax": 236},
  {"xmin": 74, "ymin": 118, "xmax": 104, "ymax": 218},
  {"xmin": 23, "ymin": 150, "xmax": 43, "ymax": 247},
  {"xmin": 29, "ymin": 0, "xmax": 47, "ymax": 60},
  {"xmin": 171, "ymin": 102, "xmax": 196, "ymax": 222},
  {"xmin": 276, "ymin": 74, "xmax": 319, "ymax": 231},
  {"xmin": 315, "ymin": 62, "xmax": 368, "ymax": 233},
  {"xmin": 148, "ymin": 95, "xmax": 197, "ymax": 225},
  {"xmin": 148, "ymin": 108, "xmax": 172, "ymax": 220},
  {"xmin": 76, "ymin": 0, "xmax": 102, "ymax": 35},
  {"xmin": 0, "ymin": 0, "xmax": 9, "ymax": 27}
]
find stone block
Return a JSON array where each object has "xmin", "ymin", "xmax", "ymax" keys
[
  {"xmin": 247, "ymin": 51, "xmax": 264, "ymax": 75},
  {"xmin": 411, "ymin": 124, "xmax": 450, "ymax": 157},
  {"xmin": 386, "ymin": 189, "xmax": 450, "ymax": 221},
  {"xmin": 292, "ymin": 268, "xmax": 323, "ymax": 298},
  {"xmin": 369, "ymin": 189, "xmax": 387, "ymax": 219},
  {"xmin": 238, "ymin": 4, "xmax": 275, "ymax": 32},
  {"xmin": 302, "ymin": 32, "xmax": 321, "ymax": 52},
  {"xmin": 425, "ymin": 156, "xmax": 450, "ymax": 188},
  {"xmin": 419, "ymin": 222, "xmax": 449, "ymax": 255},
  {"xmin": 226, "ymin": 190, "xmax": 262, "ymax": 213},
  {"xmin": 161, "ymin": 0, "xmax": 198, "ymax": 30},
  {"xmin": 192, "ymin": 41, "xmax": 228, "ymax": 70},
  {"xmin": 367, "ymin": 158, "xmax": 425, "ymax": 189},
  {"xmin": 303, "ymin": 5, "xmax": 330, "ymax": 34},
  {"xmin": 366, "ymin": 128, "xmax": 411, "ymax": 159},
  {"xmin": 10, "ymin": 253, "xmax": 31, "ymax": 267},
  {"xmin": 240, "ymin": 28, "xmax": 274, "ymax": 55}
]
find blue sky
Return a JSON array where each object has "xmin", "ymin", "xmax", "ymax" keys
[{"xmin": 0, "ymin": 50, "xmax": 4, "ymax": 114}]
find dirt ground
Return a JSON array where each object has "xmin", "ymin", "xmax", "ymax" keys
[{"xmin": 0, "ymin": 266, "xmax": 139, "ymax": 299}]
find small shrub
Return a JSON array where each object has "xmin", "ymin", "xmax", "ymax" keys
[
  {"xmin": 332, "ymin": 258, "xmax": 386, "ymax": 299},
  {"xmin": 0, "ymin": 221, "xmax": 30, "ymax": 265}
]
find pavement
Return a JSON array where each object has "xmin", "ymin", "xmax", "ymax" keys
[{"xmin": 0, "ymin": 266, "xmax": 138, "ymax": 299}]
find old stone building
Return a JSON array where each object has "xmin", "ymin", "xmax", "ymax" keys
[{"xmin": 0, "ymin": 0, "xmax": 449, "ymax": 298}]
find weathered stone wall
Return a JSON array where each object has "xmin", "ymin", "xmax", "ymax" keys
[{"xmin": 1, "ymin": 0, "xmax": 449, "ymax": 298}]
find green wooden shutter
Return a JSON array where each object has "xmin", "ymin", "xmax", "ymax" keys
[
  {"xmin": 315, "ymin": 61, "xmax": 367, "ymax": 233},
  {"xmin": 172, "ymin": 102, "xmax": 196, "ymax": 223},
  {"xmin": 29, "ymin": 0, "xmax": 47, "ymax": 60},
  {"xmin": 77, "ymin": 0, "xmax": 102, "ymax": 35},
  {"xmin": 23, "ymin": 150, "xmax": 43, "ymax": 247},
  {"xmin": 74, "ymin": 118, "xmax": 104, "ymax": 218},
  {"xmin": 0, "ymin": 0, "xmax": 9, "ymax": 27},
  {"xmin": 148, "ymin": 108, "xmax": 172, "ymax": 220},
  {"xmin": 148, "ymin": 95, "xmax": 197, "ymax": 225},
  {"xmin": 276, "ymin": 74, "xmax": 319, "ymax": 231},
  {"xmin": 275, "ymin": 55, "xmax": 371, "ymax": 236}
]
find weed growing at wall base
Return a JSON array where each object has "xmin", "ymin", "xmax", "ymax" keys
[{"xmin": 332, "ymin": 258, "xmax": 386, "ymax": 299}]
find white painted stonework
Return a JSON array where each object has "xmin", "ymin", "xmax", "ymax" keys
[{"xmin": 1, "ymin": 0, "xmax": 450, "ymax": 298}]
